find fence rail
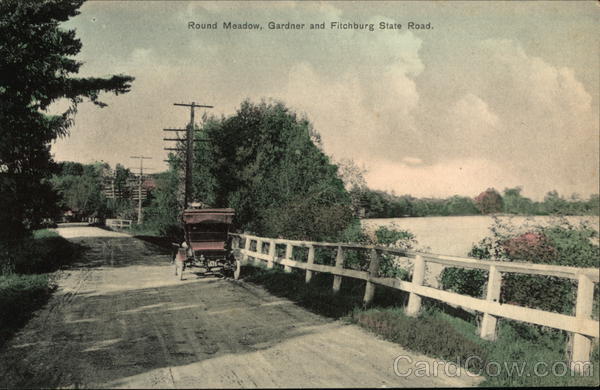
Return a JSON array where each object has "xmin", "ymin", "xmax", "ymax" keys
[
  {"xmin": 229, "ymin": 233, "xmax": 599, "ymax": 371},
  {"xmin": 105, "ymin": 218, "xmax": 132, "ymax": 229}
]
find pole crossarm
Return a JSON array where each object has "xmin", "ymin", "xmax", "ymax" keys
[
  {"xmin": 164, "ymin": 138, "xmax": 211, "ymax": 142},
  {"xmin": 164, "ymin": 128, "xmax": 205, "ymax": 132},
  {"xmin": 174, "ymin": 103, "xmax": 214, "ymax": 108}
]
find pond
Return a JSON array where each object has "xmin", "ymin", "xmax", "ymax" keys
[{"xmin": 361, "ymin": 215, "xmax": 599, "ymax": 257}]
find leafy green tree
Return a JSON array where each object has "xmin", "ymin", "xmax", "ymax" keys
[
  {"xmin": 445, "ymin": 195, "xmax": 480, "ymax": 215},
  {"xmin": 114, "ymin": 164, "xmax": 133, "ymax": 200},
  {"xmin": 57, "ymin": 161, "xmax": 84, "ymax": 176},
  {"xmin": 336, "ymin": 159, "xmax": 368, "ymax": 217},
  {"xmin": 0, "ymin": 0, "xmax": 133, "ymax": 242},
  {"xmin": 542, "ymin": 190, "xmax": 568, "ymax": 215},
  {"xmin": 502, "ymin": 186, "xmax": 534, "ymax": 214},
  {"xmin": 51, "ymin": 162, "xmax": 110, "ymax": 219},
  {"xmin": 586, "ymin": 194, "xmax": 600, "ymax": 215},
  {"xmin": 143, "ymin": 165, "xmax": 184, "ymax": 240},
  {"xmin": 191, "ymin": 121, "xmax": 217, "ymax": 207},
  {"xmin": 192, "ymin": 100, "xmax": 353, "ymax": 240}
]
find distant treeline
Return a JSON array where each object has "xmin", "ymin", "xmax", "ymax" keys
[
  {"xmin": 50, "ymin": 161, "xmax": 147, "ymax": 222},
  {"xmin": 352, "ymin": 187, "xmax": 599, "ymax": 218}
]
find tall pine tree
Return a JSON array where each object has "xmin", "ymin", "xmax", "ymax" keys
[{"xmin": 0, "ymin": 0, "xmax": 133, "ymax": 242}]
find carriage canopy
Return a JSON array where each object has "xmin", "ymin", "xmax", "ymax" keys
[
  {"xmin": 182, "ymin": 208, "xmax": 235, "ymax": 225},
  {"xmin": 182, "ymin": 208, "xmax": 235, "ymax": 253}
]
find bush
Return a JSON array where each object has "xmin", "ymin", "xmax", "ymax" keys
[
  {"xmin": 0, "ymin": 230, "xmax": 79, "ymax": 347},
  {"xmin": 0, "ymin": 273, "xmax": 54, "ymax": 347},
  {"xmin": 440, "ymin": 218, "xmax": 599, "ymax": 314},
  {"xmin": 262, "ymin": 198, "xmax": 355, "ymax": 242},
  {"xmin": 373, "ymin": 225, "xmax": 417, "ymax": 280},
  {"xmin": 1, "ymin": 229, "xmax": 80, "ymax": 274},
  {"xmin": 337, "ymin": 223, "xmax": 417, "ymax": 279},
  {"xmin": 440, "ymin": 268, "xmax": 487, "ymax": 297}
]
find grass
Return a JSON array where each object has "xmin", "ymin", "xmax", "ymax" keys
[
  {"xmin": 10, "ymin": 229, "xmax": 80, "ymax": 274},
  {"xmin": 240, "ymin": 265, "xmax": 600, "ymax": 387},
  {"xmin": 0, "ymin": 273, "xmax": 55, "ymax": 347},
  {"xmin": 128, "ymin": 223, "xmax": 161, "ymax": 237},
  {"xmin": 0, "ymin": 229, "xmax": 80, "ymax": 347},
  {"xmin": 480, "ymin": 320, "xmax": 599, "ymax": 387},
  {"xmin": 241, "ymin": 263, "xmax": 409, "ymax": 318}
]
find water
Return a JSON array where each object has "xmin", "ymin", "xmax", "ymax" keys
[{"xmin": 361, "ymin": 215, "xmax": 599, "ymax": 257}]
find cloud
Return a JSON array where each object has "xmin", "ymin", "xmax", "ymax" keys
[
  {"xmin": 402, "ymin": 157, "xmax": 423, "ymax": 166},
  {"xmin": 387, "ymin": 38, "xmax": 599, "ymax": 199},
  {"xmin": 270, "ymin": 22, "xmax": 424, "ymax": 162},
  {"xmin": 463, "ymin": 39, "xmax": 599, "ymax": 198},
  {"xmin": 52, "ymin": 4, "xmax": 597, "ymax": 200}
]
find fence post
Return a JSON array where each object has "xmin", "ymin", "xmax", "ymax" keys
[
  {"xmin": 235, "ymin": 236, "xmax": 250, "ymax": 280},
  {"xmin": 363, "ymin": 248, "xmax": 380, "ymax": 305},
  {"xmin": 571, "ymin": 273, "xmax": 594, "ymax": 373},
  {"xmin": 479, "ymin": 265, "xmax": 502, "ymax": 340},
  {"xmin": 284, "ymin": 243, "xmax": 293, "ymax": 273},
  {"xmin": 242, "ymin": 238, "xmax": 250, "ymax": 263},
  {"xmin": 306, "ymin": 245, "xmax": 315, "ymax": 283},
  {"xmin": 254, "ymin": 239, "xmax": 262, "ymax": 266},
  {"xmin": 406, "ymin": 255, "xmax": 426, "ymax": 317},
  {"xmin": 332, "ymin": 246, "xmax": 344, "ymax": 293},
  {"xmin": 267, "ymin": 239, "xmax": 276, "ymax": 269}
]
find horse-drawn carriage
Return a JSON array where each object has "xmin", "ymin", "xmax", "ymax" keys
[{"xmin": 174, "ymin": 208, "xmax": 236, "ymax": 278}]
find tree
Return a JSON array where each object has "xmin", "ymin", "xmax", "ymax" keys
[
  {"xmin": 51, "ymin": 161, "xmax": 110, "ymax": 220},
  {"xmin": 542, "ymin": 190, "xmax": 568, "ymax": 215},
  {"xmin": 502, "ymin": 186, "xmax": 533, "ymax": 214},
  {"xmin": 336, "ymin": 158, "xmax": 368, "ymax": 217},
  {"xmin": 445, "ymin": 195, "xmax": 480, "ymax": 215},
  {"xmin": 0, "ymin": 0, "xmax": 133, "ymax": 242},
  {"xmin": 474, "ymin": 188, "xmax": 503, "ymax": 214},
  {"xmin": 114, "ymin": 164, "xmax": 134, "ymax": 200},
  {"xmin": 143, "ymin": 167, "xmax": 183, "ymax": 240},
  {"xmin": 191, "ymin": 100, "xmax": 353, "ymax": 241},
  {"xmin": 586, "ymin": 194, "xmax": 600, "ymax": 215}
]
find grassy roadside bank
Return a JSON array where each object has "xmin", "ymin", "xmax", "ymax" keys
[
  {"xmin": 0, "ymin": 229, "xmax": 81, "ymax": 347},
  {"xmin": 240, "ymin": 265, "xmax": 599, "ymax": 387}
]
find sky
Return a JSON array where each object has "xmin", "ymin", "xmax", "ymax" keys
[{"xmin": 50, "ymin": 0, "xmax": 599, "ymax": 201}]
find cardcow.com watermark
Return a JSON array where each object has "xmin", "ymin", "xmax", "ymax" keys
[{"xmin": 393, "ymin": 355, "xmax": 595, "ymax": 378}]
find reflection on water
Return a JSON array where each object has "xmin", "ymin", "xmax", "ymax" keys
[{"xmin": 361, "ymin": 215, "xmax": 599, "ymax": 257}]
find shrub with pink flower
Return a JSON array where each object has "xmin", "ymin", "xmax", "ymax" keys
[{"xmin": 501, "ymin": 232, "xmax": 558, "ymax": 263}]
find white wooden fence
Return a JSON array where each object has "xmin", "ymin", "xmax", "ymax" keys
[
  {"xmin": 105, "ymin": 218, "xmax": 132, "ymax": 229},
  {"xmin": 230, "ymin": 233, "xmax": 599, "ymax": 371}
]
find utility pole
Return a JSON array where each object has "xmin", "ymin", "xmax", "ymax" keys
[
  {"xmin": 163, "ymin": 101, "xmax": 213, "ymax": 209},
  {"xmin": 130, "ymin": 156, "xmax": 152, "ymax": 224}
]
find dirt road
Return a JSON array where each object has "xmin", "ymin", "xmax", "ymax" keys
[{"xmin": 0, "ymin": 225, "xmax": 481, "ymax": 388}]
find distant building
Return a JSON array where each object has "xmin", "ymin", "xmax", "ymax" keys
[{"xmin": 101, "ymin": 169, "xmax": 155, "ymax": 201}]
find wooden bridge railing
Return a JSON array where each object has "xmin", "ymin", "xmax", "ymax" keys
[
  {"xmin": 105, "ymin": 218, "xmax": 132, "ymax": 229},
  {"xmin": 229, "ymin": 233, "xmax": 599, "ymax": 371}
]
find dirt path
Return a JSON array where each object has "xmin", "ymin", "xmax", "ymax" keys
[{"xmin": 0, "ymin": 226, "xmax": 481, "ymax": 388}]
